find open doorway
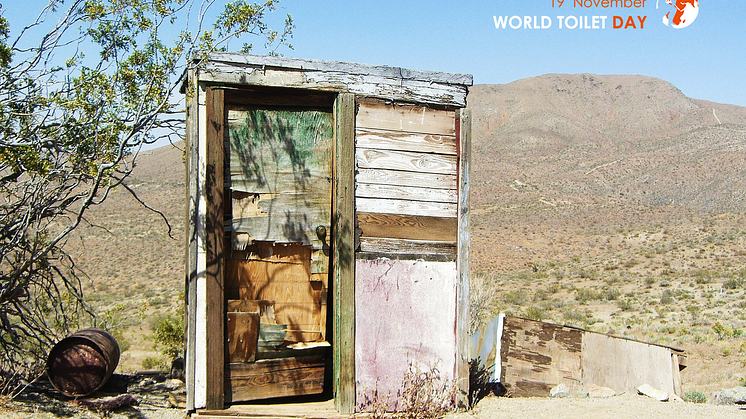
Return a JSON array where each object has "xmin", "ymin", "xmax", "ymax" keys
[{"xmin": 222, "ymin": 89, "xmax": 335, "ymax": 404}]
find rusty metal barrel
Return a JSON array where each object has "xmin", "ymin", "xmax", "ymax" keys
[{"xmin": 46, "ymin": 328, "xmax": 120, "ymax": 397}]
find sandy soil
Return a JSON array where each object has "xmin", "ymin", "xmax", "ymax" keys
[
  {"xmin": 449, "ymin": 394, "xmax": 745, "ymax": 419},
  {"xmin": 3, "ymin": 381, "xmax": 744, "ymax": 419}
]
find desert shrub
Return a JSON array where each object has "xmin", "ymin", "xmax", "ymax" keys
[
  {"xmin": 501, "ymin": 290, "xmax": 528, "ymax": 306},
  {"xmin": 469, "ymin": 274, "xmax": 499, "ymax": 334},
  {"xmin": 575, "ymin": 288, "xmax": 602, "ymax": 304},
  {"xmin": 617, "ymin": 299, "xmax": 634, "ymax": 311},
  {"xmin": 577, "ymin": 268, "xmax": 598, "ymax": 280},
  {"xmin": 660, "ymin": 290, "xmax": 675, "ymax": 305},
  {"xmin": 522, "ymin": 306, "xmax": 545, "ymax": 322},
  {"xmin": 141, "ymin": 356, "xmax": 165, "ymax": 370},
  {"xmin": 153, "ymin": 314, "xmax": 184, "ymax": 360},
  {"xmin": 602, "ymin": 287, "xmax": 621, "ymax": 301},
  {"xmin": 684, "ymin": 391, "xmax": 707, "ymax": 403},
  {"xmin": 359, "ymin": 364, "xmax": 455, "ymax": 419},
  {"xmin": 712, "ymin": 322, "xmax": 742, "ymax": 340},
  {"xmin": 563, "ymin": 307, "xmax": 598, "ymax": 327},
  {"xmin": 692, "ymin": 269, "xmax": 714, "ymax": 284},
  {"xmin": 723, "ymin": 278, "xmax": 744, "ymax": 290},
  {"xmin": 623, "ymin": 259, "xmax": 640, "ymax": 268}
]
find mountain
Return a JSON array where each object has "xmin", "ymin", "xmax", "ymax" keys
[
  {"xmin": 467, "ymin": 74, "xmax": 746, "ymax": 271},
  {"xmin": 66, "ymin": 74, "xmax": 746, "ymax": 372}
]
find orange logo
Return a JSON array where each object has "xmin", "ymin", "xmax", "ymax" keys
[{"xmin": 660, "ymin": 0, "xmax": 699, "ymax": 28}]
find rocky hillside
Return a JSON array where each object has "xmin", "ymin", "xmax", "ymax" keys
[
  {"xmin": 66, "ymin": 75, "xmax": 746, "ymax": 385},
  {"xmin": 467, "ymin": 74, "xmax": 746, "ymax": 272}
]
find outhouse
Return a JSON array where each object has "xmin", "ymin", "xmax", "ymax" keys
[{"xmin": 183, "ymin": 53, "xmax": 472, "ymax": 415}]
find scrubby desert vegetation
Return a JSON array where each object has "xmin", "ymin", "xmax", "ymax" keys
[{"xmin": 65, "ymin": 74, "xmax": 746, "ymax": 396}]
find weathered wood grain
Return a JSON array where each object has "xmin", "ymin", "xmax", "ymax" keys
[
  {"xmin": 225, "ymin": 357, "xmax": 325, "ymax": 403},
  {"xmin": 357, "ymin": 168, "xmax": 457, "ymax": 190},
  {"xmin": 356, "ymin": 148, "xmax": 457, "ymax": 175},
  {"xmin": 184, "ymin": 70, "xmax": 199, "ymax": 412},
  {"xmin": 227, "ymin": 107, "xmax": 332, "ymax": 249},
  {"xmin": 356, "ymin": 183, "xmax": 457, "ymax": 204},
  {"xmin": 207, "ymin": 53, "xmax": 474, "ymax": 86},
  {"xmin": 357, "ymin": 212, "xmax": 457, "ymax": 242},
  {"xmin": 230, "ymin": 242, "xmax": 310, "ymax": 264},
  {"xmin": 230, "ymin": 207, "xmax": 330, "ymax": 250},
  {"xmin": 356, "ymin": 197, "xmax": 457, "ymax": 218},
  {"xmin": 500, "ymin": 317, "xmax": 583, "ymax": 398},
  {"xmin": 581, "ymin": 332, "xmax": 677, "ymax": 395},
  {"xmin": 226, "ymin": 311, "xmax": 259, "ymax": 363},
  {"xmin": 332, "ymin": 93, "xmax": 356, "ymax": 415},
  {"xmin": 356, "ymin": 98, "xmax": 456, "ymax": 135},
  {"xmin": 355, "ymin": 260, "xmax": 458, "ymax": 407},
  {"xmin": 358, "ymin": 238, "xmax": 456, "ymax": 257},
  {"xmin": 199, "ymin": 58, "xmax": 469, "ymax": 108},
  {"xmin": 225, "ymin": 256, "xmax": 323, "ymax": 343},
  {"xmin": 455, "ymin": 109, "xmax": 471, "ymax": 407},
  {"xmin": 205, "ymin": 86, "xmax": 226, "ymax": 410},
  {"xmin": 355, "ymin": 129, "xmax": 457, "ymax": 155}
]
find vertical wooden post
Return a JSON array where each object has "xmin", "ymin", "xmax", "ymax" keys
[
  {"xmin": 455, "ymin": 108, "xmax": 471, "ymax": 408},
  {"xmin": 333, "ymin": 93, "xmax": 356, "ymax": 414},
  {"xmin": 184, "ymin": 69, "xmax": 199, "ymax": 412},
  {"xmin": 205, "ymin": 86, "xmax": 225, "ymax": 410}
]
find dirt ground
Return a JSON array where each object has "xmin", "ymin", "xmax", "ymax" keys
[
  {"xmin": 4, "ymin": 390, "xmax": 746, "ymax": 419},
  {"xmin": 0, "ymin": 373, "xmax": 188, "ymax": 419},
  {"xmin": 450, "ymin": 394, "xmax": 745, "ymax": 419}
]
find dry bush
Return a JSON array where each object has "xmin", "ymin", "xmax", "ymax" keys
[{"xmin": 359, "ymin": 364, "xmax": 456, "ymax": 419}]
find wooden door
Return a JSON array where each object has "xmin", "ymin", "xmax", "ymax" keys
[{"xmin": 223, "ymin": 104, "xmax": 333, "ymax": 403}]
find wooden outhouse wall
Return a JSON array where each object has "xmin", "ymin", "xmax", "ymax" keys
[
  {"xmin": 185, "ymin": 54, "xmax": 472, "ymax": 413},
  {"xmin": 353, "ymin": 98, "xmax": 468, "ymax": 406}
]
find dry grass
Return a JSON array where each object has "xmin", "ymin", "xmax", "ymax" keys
[{"xmin": 62, "ymin": 74, "xmax": 746, "ymax": 395}]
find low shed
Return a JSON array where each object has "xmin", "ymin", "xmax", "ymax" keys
[{"xmin": 183, "ymin": 53, "xmax": 472, "ymax": 414}]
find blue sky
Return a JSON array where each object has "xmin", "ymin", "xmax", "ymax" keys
[
  {"xmin": 3, "ymin": 1, "xmax": 744, "ymax": 107},
  {"xmin": 274, "ymin": 0, "xmax": 745, "ymax": 107}
]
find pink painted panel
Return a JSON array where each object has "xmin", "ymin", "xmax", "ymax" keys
[{"xmin": 355, "ymin": 259, "xmax": 457, "ymax": 409}]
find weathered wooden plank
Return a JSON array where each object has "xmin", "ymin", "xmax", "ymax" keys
[
  {"xmin": 230, "ymin": 242, "xmax": 311, "ymax": 264},
  {"xmin": 333, "ymin": 93, "xmax": 356, "ymax": 415},
  {"xmin": 355, "ymin": 260, "xmax": 458, "ymax": 407},
  {"xmin": 356, "ymin": 183, "xmax": 456, "ymax": 204},
  {"xmin": 207, "ymin": 53, "xmax": 474, "ymax": 86},
  {"xmin": 205, "ymin": 86, "xmax": 225, "ymax": 410},
  {"xmin": 192, "ymin": 399, "xmax": 344, "ymax": 419},
  {"xmin": 581, "ymin": 332, "xmax": 677, "ymax": 395},
  {"xmin": 356, "ymin": 148, "xmax": 457, "ymax": 175},
  {"xmin": 357, "ymin": 168, "xmax": 457, "ymax": 190},
  {"xmin": 311, "ymin": 251, "xmax": 329, "ymax": 275},
  {"xmin": 500, "ymin": 317, "xmax": 583, "ymax": 398},
  {"xmin": 226, "ymin": 107, "xmax": 333, "ymax": 249},
  {"xmin": 356, "ymin": 197, "xmax": 457, "ymax": 218},
  {"xmin": 225, "ymin": 256, "xmax": 322, "ymax": 343},
  {"xmin": 357, "ymin": 212, "xmax": 457, "ymax": 242},
  {"xmin": 226, "ymin": 311, "xmax": 259, "ymax": 363},
  {"xmin": 358, "ymin": 238, "xmax": 456, "ymax": 257},
  {"xmin": 199, "ymin": 64, "xmax": 468, "ymax": 108},
  {"xmin": 230, "ymin": 208, "xmax": 331, "ymax": 249},
  {"xmin": 455, "ymin": 109, "xmax": 471, "ymax": 408},
  {"xmin": 228, "ymin": 173, "xmax": 332, "ymax": 196},
  {"xmin": 355, "ymin": 129, "xmax": 457, "ymax": 155},
  {"xmin": 225, "ymin": 357, "xmax": 325, "ymax": 403},
  {"xmin": 184, "ymin": 69, "xmax": 199, "ymax": 412},
  {"xmin": 356, "ymin": 99, "xmax": 456, "ymax": 135}
]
